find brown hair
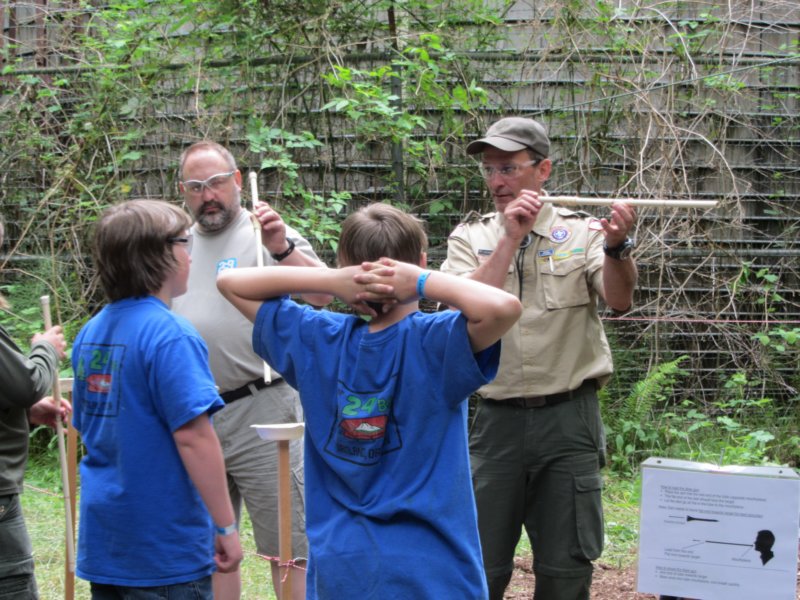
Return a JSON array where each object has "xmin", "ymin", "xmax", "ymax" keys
[
  {"xmin": 178, "ymin": 141, "xmax": 237, "ymax": 179},
  {"xmin": 94, "ymin": 200, "xmax": 191, "ymax": 301},
  {"xmin": 337, "ymin": 203, "xmax": 428, "ymax": 267}
]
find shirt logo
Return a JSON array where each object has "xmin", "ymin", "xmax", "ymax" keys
[
  {"xmin": 217, "ymin": 258, "xmax": 237, "ymax": 273},
  {"xmin": 326, "ymin": 388, "xmax": 401, "ymax": 466},
  {"xmin": 550, "ymin": 227, "xmax": 570, "ymax": 243}
]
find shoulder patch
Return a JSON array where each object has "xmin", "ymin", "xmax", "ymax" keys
[
  {"xmin": 557, "ymin": 207, "xmax": 592, "ymax": 219},
  {"xmin": 462, "ymin": 210, "xmax": 495, "ymax": 224},
  {"xmin": 556, "ymin": 207, "xmax": 592, "ymax": 219}
]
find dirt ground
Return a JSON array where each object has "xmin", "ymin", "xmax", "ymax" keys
[
  {"xmin": 504, "ymin": 557, "xmax": 658, "ymax": 599},
  {"xmin": 504, "ymin": 551, "xmax": 800, "ymax": 599}
]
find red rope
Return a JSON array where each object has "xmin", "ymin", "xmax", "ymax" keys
[{"xmin": 256, "ymin": 554, "xmax": 308, "ymax": 581}]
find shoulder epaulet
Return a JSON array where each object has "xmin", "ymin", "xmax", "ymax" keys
[
  {"xmin": 461, "ymin": 210, "xmax": 495, "ymax": 224},
  {"xmin": 556, "ymin": 207, "xmax": 593, "ymax": 219}
]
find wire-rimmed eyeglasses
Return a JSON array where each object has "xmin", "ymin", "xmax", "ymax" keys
[
  {"xmin": 168, "ymin": 234, "xmax": 193, "ymax": 253},
  {"xmin": 180, "ymin": 171, "xmax": 235, "ymax": 195},
  {"xmin": 479, "ymin": 159, "xmax": 541, "ymax": 180}
]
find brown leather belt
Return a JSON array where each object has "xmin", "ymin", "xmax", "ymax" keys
[
  {"xmin": 220, "ymin": 377, "xmax": 270, "ymax": 404},
  {"xmin": 490, "ymin": 379, "xmax": 597, "ymax": 409}
]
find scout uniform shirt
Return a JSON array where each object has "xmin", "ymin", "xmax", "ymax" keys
[{"xmin": 440, "ymin": 202, "xmax": 614, "ymax": 399}]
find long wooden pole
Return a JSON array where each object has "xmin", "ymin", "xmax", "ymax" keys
[
  {"xmin": 251, "ymin": 424, "xmax": 304, "ymax": 600},
  {"xmin": 61, "ymin": 378, "xmax": 76, "ymax": 600},
  {"xmin": 543, "ymin": 196, "xmax": 718, "ymax": 209},
  {"xmin": 277, "ymin": 440, "xmax": 293, "ymax": 600},
  {"xmin": 248, "ymin": 171, "xmax": 271, "ymax": 385},
  {"xmin": 39, "ymin": 295, "xmax": 76, "ymax": 574}
]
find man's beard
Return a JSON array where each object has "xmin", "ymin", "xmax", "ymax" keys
[{"xmin": 196, "ymin": 200, "xmax": 236, "ymax": 232}]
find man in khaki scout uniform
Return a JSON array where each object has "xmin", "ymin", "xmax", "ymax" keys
[{"xmin": 441, "ymin": 117, "xmax": 638, "ymax": 600}]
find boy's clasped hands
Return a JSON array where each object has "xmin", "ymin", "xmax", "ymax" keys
[{"xmin": 349, "ymin": 258, "xmax": 427, "ymax": 315}]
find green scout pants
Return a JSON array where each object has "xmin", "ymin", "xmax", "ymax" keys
[{"xmin": 469, "ymin": 386, "xmax": 605, "ymax": 600}]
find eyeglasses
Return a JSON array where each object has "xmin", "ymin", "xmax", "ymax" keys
[
  {"xmin": 180, "ymin": 171, "xmax": 235, "ymax": 195},
  {"xmin": 479, "ymin": 159, "xmax": 541, "ymax": 180},
  {"xmin": 168, "ymin": 234, "xmax": 193, "ymax": 253}
]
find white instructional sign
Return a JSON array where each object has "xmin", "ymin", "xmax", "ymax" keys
[{"xmin": 637, "ymin": 457, "xmax": 800, "ymax": 600}]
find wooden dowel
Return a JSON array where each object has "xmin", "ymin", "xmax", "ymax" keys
[
  {"xmin": 40, "ymin": 295, "xmax": 76, "ymax": 574},
  {"xmin": 277, "ymin": 440, "xmax": 293, "ymax": 600},
  {"xmin": 248, "ymin": 172, "xmax": 272, "ymax": 385},
  {"xmin": 61, "ymin": 377, "xmax": 76, "ymax": 600},
  {"xmin": 543, "ymin": 196, "xmax": 718, "ymax": 209}
]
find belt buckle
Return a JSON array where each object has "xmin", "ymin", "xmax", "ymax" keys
[{"xmin": 524, "ymin": 396, "xmax": 548, "ymax": 408}]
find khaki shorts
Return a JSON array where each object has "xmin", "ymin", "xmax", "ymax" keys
[{"xmin": 212, "ymin": 380, "xmax": 308, "ymax": 560}]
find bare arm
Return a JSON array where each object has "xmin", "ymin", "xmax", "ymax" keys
[
  {"xmin": 602, "ymin": 256, "xmax": 637, "ymax": 311},
  {"xmin": 599, "ymin": 202, "xmax": 638, "ymax": 311},
  {"xmin": 252, "ymin": 202, "xmax": 332, "ymax": 307},
  {"xmin": 173, "ymin": 414, "xmax": 243, "ymax": 573},
  {"xmin": 217, "ymin": 266, "xmax": 360, "ymax": 323}
]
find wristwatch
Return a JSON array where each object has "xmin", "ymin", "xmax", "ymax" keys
[
  {"xmin": 270, "ymin": 238, "xmax": 296, "ymax": 262},
  {"xmin": 603, "ymin": 237, "xmax": 634, "ymax": 260}
]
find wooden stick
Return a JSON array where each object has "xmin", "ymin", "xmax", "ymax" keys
[
  {"xmin": 543, "ymin": 196, "xmax": 718, "ymax": 209},
  {"xmin": 251, "ymin": 424, "xmax": 305, "ymax": 600},
  {"xmin": 277, "ymin": 439, "xmax": 293, "ymax": 600},
  {"xmin": 61, "ymin": 377, "xmax": 76, "ymax": 600},
  {"xmin": 248, "ymin": 172, "xmax": 271, "ymax": 385},
  {"xmin": 40, "ymin": 295, "xmax": 76, "ymax": 574}
]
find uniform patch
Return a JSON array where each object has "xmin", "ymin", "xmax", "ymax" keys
[
  {"xmin": 477, "ymin": 249, "xmax": 493, "ymax": 256},
  {"xmin": 549, "ymin": 227, "xmax": 570, "ymax": 243},
  {"xmin": 217, "ymin": 258, "xmax": 237, "ymax": 273},
  {"xmin": 326, "ymin": 387, "xmax": 401, "ymax": 466},
  {"xmin": 588, "ymin": 219, "xmax": 604, "ymax": 231},
  {"xmin": 537, "ymin": 247, "xmax": 586, "ymax": 262}
]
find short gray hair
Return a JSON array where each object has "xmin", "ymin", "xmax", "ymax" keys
[{"xmin": 178, "ymin": 141, "xmax": 238, "ymax": 179}]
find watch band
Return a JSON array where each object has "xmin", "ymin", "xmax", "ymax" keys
[
  {"xmin": 603, "ymin": 237, "xmax": 634, "ymax": 260},
  {"xmin": 215, "ymin": 522, "xmax": 238, "ymax": 536},
  {"xmin": 270, "ymin": 238, "xmax": 296, "ymax": 262}
]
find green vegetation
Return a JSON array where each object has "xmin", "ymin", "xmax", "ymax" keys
[{"xmin": 2, "ymin": 0, "xmax": 798, "ymax": 410}]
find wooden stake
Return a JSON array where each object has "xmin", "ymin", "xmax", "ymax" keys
[
  {"xmin": 252, "ymin": 424, "xmax": 305, "ymax": 600},
  {"xmin": 61, "ymin": 378, "xmax": 76, "ymax": 600},
  {"xmin": 40, "ymin": 295, "xmax": 76, "ymax": 574}
]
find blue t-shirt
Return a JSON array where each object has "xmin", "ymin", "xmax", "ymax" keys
[
  {"xmin": 71, "ymin": 296, "xmax": 223, "ymax": 586},
  {"xmin": 254, "ymin": 298, "xmax": 499, "ymax": 599}
]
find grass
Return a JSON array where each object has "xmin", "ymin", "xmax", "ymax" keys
[
  {"xmin": 21, "ymin": 458, "xmax": 279, "ymax": 600},
  {"xmin": 23, "ymin": 460, "xmax": 643, "ymax": 600}
]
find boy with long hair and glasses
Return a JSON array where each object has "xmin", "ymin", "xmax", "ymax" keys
[{"xmin": 71, "ymin": 200, "xmax": 242, "ymax": 599}]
